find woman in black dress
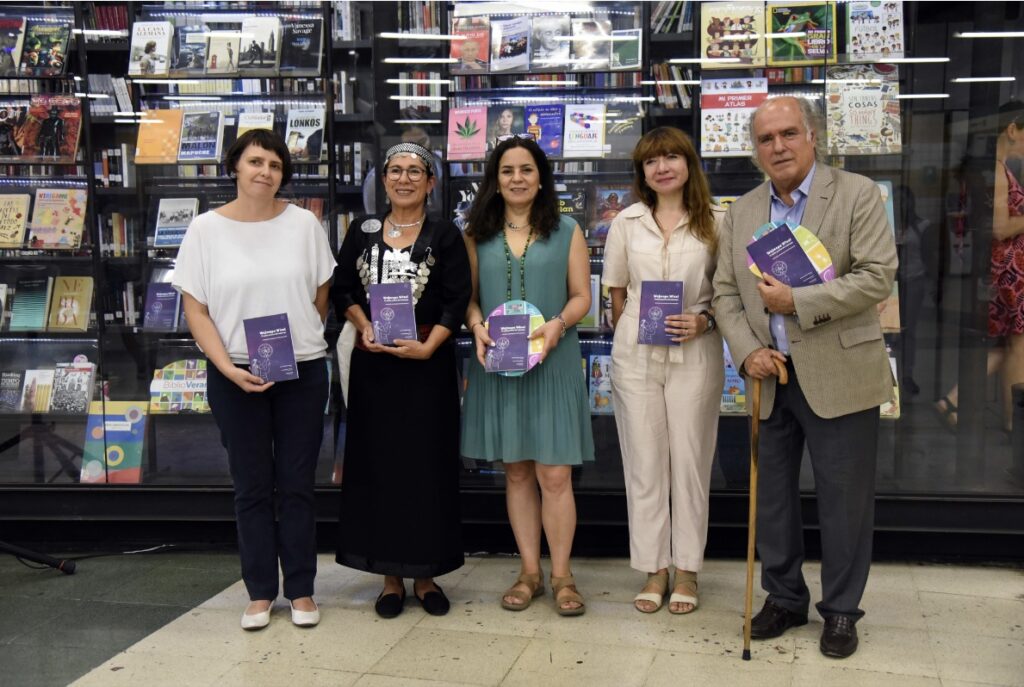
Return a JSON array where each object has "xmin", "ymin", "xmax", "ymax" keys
[{"xmin": 332, "ymin": 143, "xmax": 471, "ymax": 618}]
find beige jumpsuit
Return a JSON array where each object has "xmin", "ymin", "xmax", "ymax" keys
[{"xmin": 602, "ymin": 202, "xmax": 724, "ymax": 573}]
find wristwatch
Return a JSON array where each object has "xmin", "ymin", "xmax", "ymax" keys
[{"xmin": 699, "ymin": 310, "xmax": 716, "ymax": 333}]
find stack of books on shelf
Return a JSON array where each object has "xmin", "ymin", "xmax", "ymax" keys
[
  {"xmin": 128, "ymin": 14, "xmax": 323, "ymax": 78},
  {"xmin": 93, "ymin": 144, "xmax": 137, "ymax": 188},
  {"xmin": 332, "ymin": 1, "xmax": 362, "ymax": 41},
  {"xmin": 651, "ymin": 1, "xmax": 694, "ymax": 33},
  {"xmin": 398, "ymin": 2, "xmax": 442, "ymax": 33},
  {"xmin": 0, "ymin": 360, "xmax": 96, "ymax": 415},
  {"xmin": 83, "ymin": 2, "xmax": 130, "ymax": 38},
  {"xmin": 650, "ymin": 63, "xmax": 694, "ymax": 109}
]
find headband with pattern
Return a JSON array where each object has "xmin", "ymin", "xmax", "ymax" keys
[{"xmin": 383, "ymin": 142, "xmax": 435, "ymax": 174}]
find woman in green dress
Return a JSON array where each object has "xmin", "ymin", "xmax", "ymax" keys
[{"xmin": 462, "ymin": 136, "xmax": 595, "ymax": 616}]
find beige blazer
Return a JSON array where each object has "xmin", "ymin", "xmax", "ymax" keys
[{"xmin": 712, "ymin": 163, "xmax": 898, "ymax": 419}]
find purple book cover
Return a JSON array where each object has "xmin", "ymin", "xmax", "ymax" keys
[
  {"xmin": 638, "ymin": 280, "xmax": 684, "ymax": 345},
  {"xmin": 143, "ymin": 283, "xmax": 180, "ymax": 330},
  {"xmin": 368, "ymin": 282, "xmax": 417, "ymax": 345},
  {"xmin": 485, "ymin": 314, "xmax": 530, "ymax": 372},
  {"xmin": 242, "ymin": 313, "xmax": 298, "ymax": 382},
  {"xmin": 746, "ymin": 223, "xmax": 824, "ymax": 288}
]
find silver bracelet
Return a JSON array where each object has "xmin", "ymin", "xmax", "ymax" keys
[{"xmin": 551, "ymin": 314, "xmax": 567, "ymax": 338}]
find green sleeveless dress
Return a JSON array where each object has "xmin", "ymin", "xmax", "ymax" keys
[{"xmin": 461, "ymin": 215, "xmax": 595, "ymax": 465}]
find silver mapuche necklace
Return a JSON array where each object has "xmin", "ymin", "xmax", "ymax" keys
[
  {"xmin": 357, "ymin": 244, "xmax": 435, "ymax": 304},
  {"xmin": 387, "ymin": 214, "xmax": 424, "ymax": 239}
]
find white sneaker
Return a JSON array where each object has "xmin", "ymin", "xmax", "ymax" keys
[
  {"xmin": 240, "ymin": 605, "xmax": 271, "ymax": 631},
  {"xmin": 290, "ymin": 600, "xmax": 320, "ymax": 627}
]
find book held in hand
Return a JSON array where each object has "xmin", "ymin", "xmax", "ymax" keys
[
  {"xmin": 746, "ymin": 222, "xmax": 824, "ymax": 288},
  {"xmin": 368, "ymin": 282, "xmax": 416, "ymax": 346},
  {"xmin": 243, "ymin": 313, "xmax": 298, "ymax": 382},
  {"xmin": 485, "ymin": 314, "xmax": 531, "ymax": 373},
  {"xmin": 638, "ymin": 281, "xmax": 684, "ymax": 345}
]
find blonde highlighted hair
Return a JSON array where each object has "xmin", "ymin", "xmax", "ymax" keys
[{"xmin": 631, "ymin": 126, "xmax": 717, "ymax": 254}]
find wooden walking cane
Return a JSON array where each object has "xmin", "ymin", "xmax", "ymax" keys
[{"xmin": 742, "ymin": 358, "xmax": 788, "ymax": 661}]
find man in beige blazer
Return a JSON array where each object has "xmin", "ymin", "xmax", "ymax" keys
[{"xmin": 713, "ymin": 96, "xmax": 897, "ymax": 658}]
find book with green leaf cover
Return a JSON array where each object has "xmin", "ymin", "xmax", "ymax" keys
[{"xmin": 446, "ymin": 105, "xmax": 486, "ymax": 161}]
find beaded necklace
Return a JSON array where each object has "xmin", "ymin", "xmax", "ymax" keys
[{"xmin": 502, "ymin": 227, "xmax": 534, "ymax": 302}]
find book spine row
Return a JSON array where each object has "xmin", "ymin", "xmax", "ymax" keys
[
  {"xmin": 97, "ymin": 212, "xmax": 136, "ymax": 257},
  {"xmin": 337, "ymin": 142, "xmax": 369, "ymax": 185},
  {"xmin": 332, "ymin": 1, "xmax": 361, "ymax": 41},
  {"xmin": 764, "ymin": 67, "xmax": 827, "ymax": 84},
  {"xmin": 399, "ymin": 1, "xmax": 441, "ymax": 34},
  {"xmin": 93, "ymin": 144, "xmax": 135, "ymax": 188},
  {"xmin": 86, "ymin": 3, "xmax": 130, "ymax": 34},
  {"xmin": 0, "ymin": 80, "xmax": 78, "ymax": 95},
  {"xmin": 397, "ymin": 71, "xmax": 442, "ymax": 113},
  {"xmin": 651, "ymin": 1, "xmax": 694, "ymax": 34},
  {"xmin": 332, "ymin": 70, "xmax": 355, "ymax": 113}
]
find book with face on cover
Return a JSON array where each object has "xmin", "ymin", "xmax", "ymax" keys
[
  {"xmin": 530, "ymin": 14, "xmax": 570, "ymax": 69},
  {"xmin": 570, "ymin": 17, "xmax": 611, "ymax": 70},
  {"xmin": 243, "ymin": 313, "xmax": 298, "ymax": 382},
  {"xmin": 638, "ymin": 281, "xmax": 684, "ymax": 345},
  {"xmin": 127, "ymin": 21, "xmax": 173, "ymax": 76},
  {"xmin": 524, "ymin": 104, "xmax": 564, "ymax": 157},
  {"xmin": 450, "ymin": 16, "xmax": 490, "ymax": 73},
  {"xmin": 368, "ymin": 282, "xmax": 417, "ymax": 346},
  {"xmin": 19, "ymin": 19, "xmax": 70, "ymax": 77},
  {"xmin": 46, "ymin": 276, "xmax": 93, "ymax": 332},
  {"xmin": 699, "ymin": 2, "xmax": 766, "ymax": 69},
  {"xmin": 484, "ymin": 314, "xmax": 530, "ymax": 373}
]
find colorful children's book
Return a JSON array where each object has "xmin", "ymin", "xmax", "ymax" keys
[
  {"xmin": 28, "ymin": 188, "xmax": 88, "ymax": 250},
  {"xmin": 243, "ymin": 313, "xmax": 298, "ymax": 382},
  {"xmin": 127, "ymin": 21, "xmax": 174, "ymax": 76},
  {"xmin": 0, "ymin": 194, "xmax": 30, "ymax": 248},
  {"xmin": 721, "ymin": 340, "xmax": 747, "ymax": 414},
  {"xmin": 149, "ymin": 359, "xmax": 210, "ymax": 414},
  {"xmin": 153, "ymin": 197, "xmax": 198, "ymax": 248},
  {"xmin": 80, "ymin": 401, "xmax": 148, "ymax": 483},
  {"xmin": 46, "ymin": 276, "xmax": 93, "ymax": 332},
  {"xmin": 699, "ymin": 2, "xmax": 766, "ymax": 68},
  {"xmin": 588, "ymin": 354, "xmax": 613, "ymax": 414},
  {"xmin": 446, "ymin": 105, "xmax": 487, "ymax": 161},
  {"xmin": 825, "ymin": 64, "xmax": 901, "ymax": 155},
  {"xmin": 562, "ymin": 103, "xmax": 606, "ymax": 158},
  {"xmin": 847, "ymin": 0, "xmax": 904, "ymax": 62},
  {"xmin": 135, "ymin": 108, "xmax": 184, "ymax": 164},
  {"xmin": 524, "ymin": 104, "xmax": 564, "ymax": 157},
  {"xmin": 590, "ymin": 185, "xmax": 630, "ymax": 246},
  {"xmin": 766, "ymin": 1, "xmax": 837, "ymax": 67},
  {"xmin": 450, "ymin": 16, "xmax": 490, "ymax": 73},
  {"xmin": 699, "ymin": 76, "xmax": 768, "ymax": 157}
]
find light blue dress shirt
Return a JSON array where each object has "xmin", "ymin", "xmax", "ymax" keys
[{"xmin": 766, "ymin": 163, "xmax": 816, "ymax": 355}]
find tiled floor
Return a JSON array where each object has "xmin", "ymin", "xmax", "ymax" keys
[{"xmin": 39, "ymin": 554, "xmax": 1022, "ymax": 687}]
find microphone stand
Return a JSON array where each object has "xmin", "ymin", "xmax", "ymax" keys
[{"xmin": 0, "ymin": 541, "xmax": 76, "ymax": 574}]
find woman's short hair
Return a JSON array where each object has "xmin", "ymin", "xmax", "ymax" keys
[
  {"xmin": 223, "ymin": 129, "xmax": 293, "ymax": 187},
  {"xmin": 465, "ymin": 137, "xmax": 560, "ymax": 242}
]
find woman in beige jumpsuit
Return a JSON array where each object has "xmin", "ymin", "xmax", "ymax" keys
[{"xmin": 602, "ymin": 127, "xmax": 724, "ymax": 614}]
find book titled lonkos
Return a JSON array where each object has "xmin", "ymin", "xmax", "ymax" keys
[
  {"xmin": 638, "ymin": 281, "xmax": 684, "ymax": 345},
  {"xmin": 242, "ymin": 313, "xmax": 298, "ymax": 382},
  {"xmin": 368, "ymin": 282, "xmax": 416, "ymax": 346},
  {"xmin": 746, "ymin": 222, "xmax": 825, "ymax": 288},
  {"xmin": 485, "ymin": 314, "xmax": 530, "ymax": 373}
]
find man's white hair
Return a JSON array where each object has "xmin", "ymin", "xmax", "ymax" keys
[{"xmin": 747, "ymin": 95, "xmax": 826, "ymax": 170}]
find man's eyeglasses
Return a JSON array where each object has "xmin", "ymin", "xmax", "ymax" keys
[
  {"xmin": 496, "ymin": 132, "xmax": 537, "ymax": 142},
  {"xmin": 385, "ymin": 166, "xmax": 427, "ymax": 181}
]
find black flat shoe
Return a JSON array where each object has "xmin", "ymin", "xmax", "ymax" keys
[
  {"xmin": 820, "ymin": 616, "xmax": 858, "ymax": 658},
  {"xmin": 374, "ymin": 587, "xmax": 406, "ymax": 618},
  {"xmin": 415, "ymin": 583, "xmax": 450, "ymax": 616},
  {"xmin": 749, "ymin": 599, "xmax": 808, "ymax": 639}
]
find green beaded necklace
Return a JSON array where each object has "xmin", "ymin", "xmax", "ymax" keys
[{"xmin": 502, "ymin": 227, "xmax": 534, "ymax": 302}]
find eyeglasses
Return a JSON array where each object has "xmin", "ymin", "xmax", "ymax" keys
[
  {"xmin": 385, "ymin": 166, "xmax": 427, "ymax": 181},
  {"xmin": 496, "ymin": 132, "xmax": 537, "ymax": 142}
]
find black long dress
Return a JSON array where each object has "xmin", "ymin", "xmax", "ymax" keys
[{"xmin": 331, "ymin": 214, "xmax": 470, "ymax": 578}]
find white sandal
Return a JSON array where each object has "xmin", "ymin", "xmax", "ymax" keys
[
  {"xmin": 669, "ymin": 570, "xmax": 698, "ymax": 614},
  {"xmin": 634, "ymin": 571, "xmax": 669, "ymax": 613}
]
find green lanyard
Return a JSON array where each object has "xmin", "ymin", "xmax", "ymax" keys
[{"xmin": 502, "ymin": 228, "xmax": 533, "ymax": 302}]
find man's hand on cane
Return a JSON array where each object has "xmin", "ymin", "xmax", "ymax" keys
[{"xmin": 743, "ymin": 348, "xmax": 788, "ymax": 380}]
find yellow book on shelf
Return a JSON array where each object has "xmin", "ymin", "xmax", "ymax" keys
[
  {"xmin": 47, "ymin": 276, "xmax": 94, "ymax": 332},
  {"xmin": 135, "ymin": 109, "xmax": 184, "ymax": 164},
  {"xmin": 0, "ymin": 194, "xmax": 30, "ymax": 248}
]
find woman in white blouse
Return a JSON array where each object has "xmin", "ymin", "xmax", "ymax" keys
[
  {"xmin": 602, "ymin": 127, "xmax": 724, "ymax": 615},
  {"xmin": 174, "ymin": 129, "xmax": 336, "ymax": 631}
]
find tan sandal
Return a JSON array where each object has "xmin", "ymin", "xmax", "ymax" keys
[
  {"xmin": 634, "ymin": 570, "xmax": 669, "ymax": 613},
  {"xmin": 501, "ymin": 572, "xmax": 544, "ymax": 611},
  {"xmin": 551, "ymin": 573, "xmax": 586, "ymax": 617},
  {"xmin": 669, "ymin": 570, "xmax": 698, "ymax": 614}
]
